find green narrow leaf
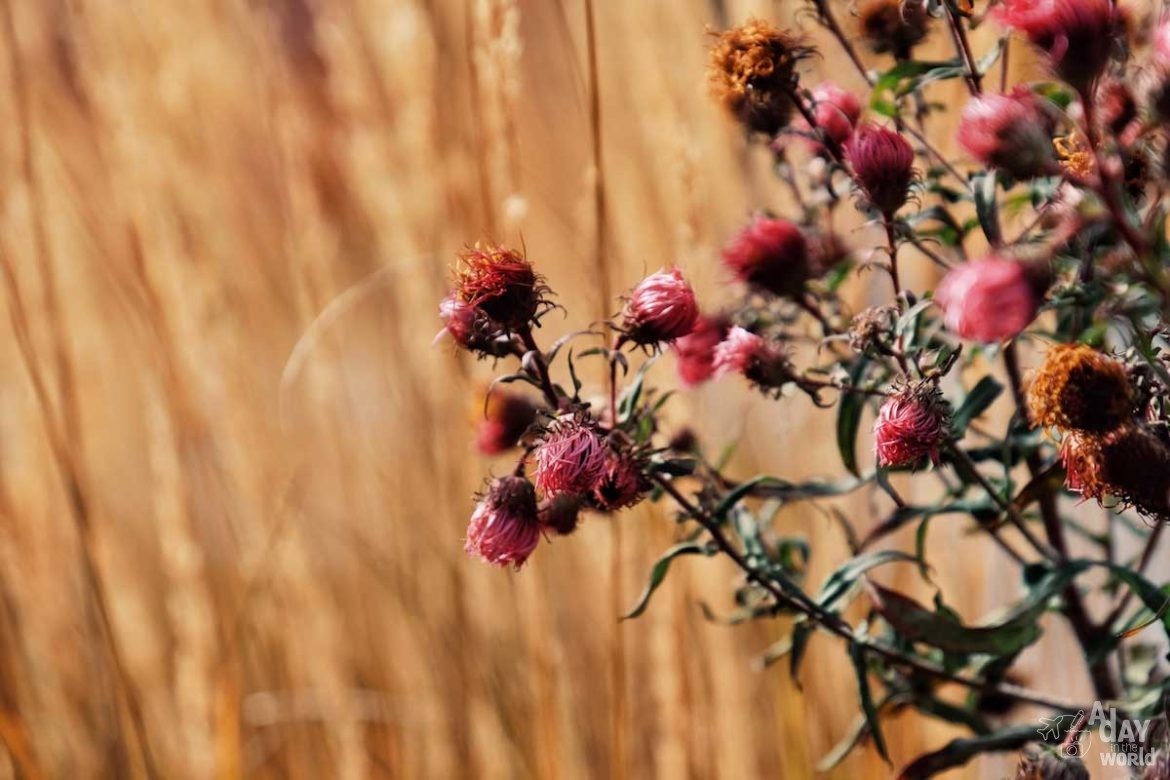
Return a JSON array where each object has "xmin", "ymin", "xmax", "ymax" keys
[
  {"xmin": 870, "ymin": 584, "xmax": 1043, "ymax": 655},
  {"xmin": 816, "ymin": 550, "xmax": 920, "ymax": 611},
  {"xmin": 849, "ymin": 643, "xmax": 890, "ymax": 764},
  {"xmin": 972, "ymin": 170, "xmax": 1002, "ymax": 246},
  {"xmin": 952, "ymin": 376, "xmax": 1003, "ymax": 434},
  {"xmin": 622, "ymin": 542, "xmax": 709, "ymax": 620},
  {"xmin": 836, "ymin": 357, "xmax": 870, "ymax": 476}
]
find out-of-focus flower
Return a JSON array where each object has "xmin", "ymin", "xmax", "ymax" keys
[
  {"xmin": 1060, "ymin": 426, "xmax": 1170, "ymax": 519},
  {"xmin": 476, "ymin": 390, "xmax": 539, "ymax": 455},
  {"xmin": 621, "ymin": 268, "xmax": 699, "ymax": 346},
  {"xmin": 796, "ymin": 81, "xmax": 862, "ymax": 152},
  {"xmin": 534, "ymin": 415, "xmax": 608, "ymax": 497},
  {"xmin": 1155, "ymin": 19, "xmax": 1170, "ymax": 67},
  {"xmin": 721, "ymin": 216, "xmax": 811, "ymax": 297},
  {"xmin": 806, "ymin": 228, "xmax": 852, "ymax": 275},
  {"xmin": 713, "ymin": 326, "xmax": 793, "ymax": 389},
  {"xmin": 993, "ymin": 0, "xmax": 1122, "ymax": 91},
  {"xmin": 709, "ymin": 19, "xmax": 812, "ymax": 134},
  {"xmin": 845, "ymin": 124, "xmax": 916, "ymax": 217},
  {"xmin": 873, "ymin": 382, "xmax": 952, "ymax": 468},
  {"xmin": 935, "ymin": 257, "xmax": 1043, "ymax": 342},
  {"xmin": 672, "ymin": 314, "xmax": 730, "ymax": 387},
  {"xmin": 539, "ymin": 493, "xmax": 582, "ymax": 536},
  {"xmin": 849, "ymin": 305, "xmax": 897, "ymax": 352},
  {"xmin": 455, "ymin": 243, "xmax": 543, "ymax": 330},
  {"xmin": 858, "ymin": 0, "xmax": 930, "ymax": 59},
  {"xmin": 465, "ymin": 476, "xmax": 542, "ymax": 569},
  {"xmin": 1027, "ymin": 344, "xmax": 1133, "ymax": 433},
  {"xmin": 957, "ymin": 88, "xmax": 1057, "ymax": 178},
  {"xmin": 592, "ymin": 450, "xmax": 646, "ymax": 511}
]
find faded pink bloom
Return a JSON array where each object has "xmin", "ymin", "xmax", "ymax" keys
[
  {"xmin": 592, "ymin": 450, "xmax": 645, "ymax": 511},
  {"xmin": 534, "ymin": 416, "xmax": 608, "ymax": 497},
  {"xmin": 797, "ymin": 81, "xmax": 863, "ymax": 152},
  {"xmin": 622, "ymin": 268, "xmax": 700, "ymax": 346},
  {"xmin": 713, "ymin": 327, "xmax": 792, "ymax": 389},
  {"xmin": 672, "ymin": 314, "xmax": 730, "ymax": 387},
  {"xmin": 873, "ymin": 383, "xmax": 952, "ymax": 468},
  {"xmin": 465, "ymin": 476, "xmax": 542, "ymax": 569},
  {"xmin": 721, "ymin": 216, "xmax": 811, "ymax": 297},
  {"xmin": 844, "ymin": 124, "xmax": 916, "ymax": 217},
  {"xmin": 994, "ymin": 0, "xmax": 1121, "ymax": 90},
  {"xmin": 476, "ymin": 391, "xmax": 539, "ymax": 455},
  {"xmin": 935, "ymin": 257, "xmax": 1040, "ymax": 342},
  {"xmin": 956, "ymin": 88, "xmax": 1056, "ymax": 178}
]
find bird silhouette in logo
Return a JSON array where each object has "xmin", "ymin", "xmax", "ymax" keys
[{"xmin": 1037, "ymin": 711, "xmax": 1085, "ymax": 743}]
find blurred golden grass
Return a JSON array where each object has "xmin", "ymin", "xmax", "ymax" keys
[{"xmin": 0, "ymin": 0, "xmax": 1102, "ymax": 777}]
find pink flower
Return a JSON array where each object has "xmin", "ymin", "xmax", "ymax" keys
[
  {"xmin": 721, "ymin": 216, "xmax": 811, "ymax": 297},
  {"xmin": 465, "ymin": 476, "xmax": 542, "ymax": 569},
  {"xmin": 796, "ymin": 81, "xmax": 862, "ymax": 152},
  {"xmin": 672, "ymin": 314, "xmax": 730, "ymax": 387},
  {"xmin": 621, "ymin": 268, "xmax": 700, "ymax": 345},
  {"xmin": 534, "ymin": 416, "xmax": 608, "ymax": 497},
  {"xmin": 844, "ymin": 124, "xmax": 915, "ymax": 217},
  {"xmin": 592, "ymin": 451, "xmax": 645, "ymax": 511},
  {"xmin": 713, "ymin": 327, "xmax": 792, "ymax": 389},
  {"xmin": 956, "ymin": 88, "xmax": 1056, "ymax": 178},
  {"xmin": 935, "ymin": 257, "xmax": 1040, "ymax": 342},
  {"xmin": 873, "ymin": 383, "xmax": 952, "ymax": 468},
  {"xmin": 476, "ymin": 391, "xmax": 539, "ymax": 455},
  {"xmin": 1155, "ymin": 19, "xmax": 1170, "ymax": 67},
  {"xmin": 993, "ymin": 0, "xmax": 1121, "ymax": 90}
]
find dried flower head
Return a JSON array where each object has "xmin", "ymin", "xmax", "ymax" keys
[
  {"xmin": 1027, "ymin": 344, "xmax": 1134, "ymax": 432},
  {"xmin": 957, "ymin": 88, "xmax": 1057, "ymax": 179},
  {"xmin": 1013, "ymin": 749, "xmax": 1090, "ymax": 780},
  {"xmin": 1061, "ymin": 426, "xmax": 1170, "ymax": 518},
  {"xmin": 476, "ymin": 390, "xmax": 539, "ymax": 455},
  {"xmin": 858, "ymin": 0, "xmax": 930, "ymax": 59},
  {"xmin": 935, "ymin": 257, "xmax": 1043, "ymax": 343},
  {"xmin": 672, "ymin": 313, "xmax": 730, "ymax": 387},
  {"xmin": 1054, "ymin": 131, "xmax": 1094, "ymax": 178},
  {"xmin": 539, "ymin": 493, "xmax": 582, "ymax": 536},
  {"xmin": 591, "ymin": 449, "xmax": 647, "ymax": 511},
  {"xmin": 797, "ymin": 81, "xmax": 863, "ymax": 153},
  {"xmin": 845, "ymin": 124, "xmax": 916, "ymax": 217},
  {"xmin": 455, "ymin": 243, "xmax": 543, "ymax": 330},
  {"xmin": 534, "ymin": 415, "xmax": 608, "ymax": 497},
  {"xmin": 709, "ymin": 19, "xmax": 812, "ymax": 134},
  {"xmin": 465, "ymin": 476, "xmax": 542, "ymax": 570},
  {"xmin": 721, "ymin": 216, "xmax": 811, "ymax": 297},
  {"xmin": 873, "ymin": 382, "xmax": 953, "ymax": 468},
  {"xmin": 621, "ymin": 268, "xmax": 700, "ymax": 346},
  {"xmin": 994, "ymin": 0, "xmax": 1122, "ymax": 91},
  {"xmin": 849, "ymin": 305, "xmax": 897, "ymax": 352},
  {"xmin": 713, "ymin": 326, "xmax": 793, "ymax": 390}
]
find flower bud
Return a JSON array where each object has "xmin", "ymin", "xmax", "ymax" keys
[
  {"xmin": 476, "ymin": 390, "xmax": 539, "ymax": 455},
  {"xmin": 935, "ymin": 257, "xmax": 1043, "ymax": 343},
  {"xmin": 534, "ymin": 415, "xmax": 608, "ymax": 497},
  {"xmin": 957, "ymin": 88, "xmax": 1057, "ymax": 179},
  {"xmin": 539, "ymin": 493, "xmax": 583, "ymax": 536},
  {"xmin": 672, "ymin": 314, "xmax": 730, "ymax": 387},
  {"xmin": 455, "ymin": 243, "xmax": 542, "ymax": 331},
  {"xmin": 465, "ymin": 476, "xmax": 542, "ymax": 569},
  {"xmin": 621, "ymin": 268, "xmax": 700, "ymax": 346},
  {"xmin": 994, "ymin": 0, "xmax": 1122, "ymax": 91},
  {"xmin": 713, "ymin": 327, "xmax": 793, "ymax": 390},
  {"xmin": 721, "ymin": 216, "xmax": 811, "ymax": 297},
  {"xmin": 845, "ymin": 124, "xmax": 916, "ymax": 218},
  {"xmin": 797, "ymin": 81, "xmax": 862, "ymax": 152},
  {"xmin": 1027, "ymin": 344, "xmax": 1133, "ymax": 433},
  {"xmin": 858, "ymin": 0, "xmax": 930, "ymax": 59},
  {"xmin": 708, "ymin": 19, "xmax": 811, "ymax": 135},
  {"xmin": 592, "ymin": 450, "xmax": 646, "ymax": 511},
  {"xmin": 873, "ymin": 382, "xmax": 952, "ymax": 468}
]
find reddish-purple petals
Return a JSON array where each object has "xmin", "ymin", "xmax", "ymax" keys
[{"xmin": 465, "ymin": 476, "xmax": 542, "ymax": 570}]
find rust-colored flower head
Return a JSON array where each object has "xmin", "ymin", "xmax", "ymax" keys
[
  {"xmin": 713, "ymin": 326, "xmax": 794, "ymax": 390},
  {"xmin": 1027, "ymin": 344, "xmax": 1133, "ymax": 433},
  {"xmin": 858, "ymin": 0, "xmax": 930, "ymax": 59},
  {"xmin": 591, "ymin": 449, "xmax": 647, "ymax": 511},
  {"xmin": 621, "ymin": 268, "xmax": 700, "ymax": 346},
  {"xmin": 476, "ymin": 390, "xmax": 539, "ymax": 455},
  {"xmin": 1014, "ymin": 750, "xmax": 1090, "ymax": 780},
  {"xmin": 1061, "ymin": 426, "xmax": 1170, "ymax": 519},
  {"xmin": 455, "ymin": 243, "xmax": 543, "ymax": 330},
  {"xmin": 539, "ymin": 493, "xmax": 582, "ymax": 536},
  {"xmin": 994, "ymin": 0, "xmax": 1123, "ymax": 91},
  {"xmin": 849, "ymin": 305, "xmax": 897, "ymax": 353},
  {"xmin": 672, "ymin": 313, "xmax": 730, "ymax": 387},
  {"xmin": 873, "ymin": 382, "xmax": 953, "ymax": 468},
  {"xmin": 957, "ymin": 88, "xmax": 1058, "ymax": 179},
  {"xmin": 935, "ymin": 256, "xmax": 1044, "ymax": 343},
  {"xmin": 709, "ymin": 19, "xmax": 812, "ymax": 135},
  {"xmin": 845, "ymin": 124, "xmax": 916, "ymax": 218},
  {"xmin": 721, "ymin": 216, "xmax": 811, "ymax": 297},
  {"xmin": 534, "ymin": 415, "xmax": 608, "ymax": 497},
  {"xmin": 465, "ymin": 476, "xmax": 542, "ymax": 570}
]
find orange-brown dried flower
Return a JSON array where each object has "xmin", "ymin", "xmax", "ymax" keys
[
  {"xmin": 709, "ymin": 19, "xmax": 812, "ymax": 134},
  {"xmin": 1027, "ymin": 344, "xmax": 1133, "ymax": 433},
  {"xmin": 858, "ymin": 0, "xmax": 930, "ymax": 59},
  {"xmin": 1061, "ymin": 426, "xmax": 1170, "ymax": 519}
]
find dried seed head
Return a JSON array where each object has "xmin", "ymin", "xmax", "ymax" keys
[
  {"xmin": 591, "ymin": 449, "xmax": 647, "ymax": 511},
  {"xmin": 721, "ymin": 216, "xmax": 811, "ymax": 297},
  {"xmin": 672, "ymin": 313, "xmax": 731, "ymax": 387},
  {"xmin": 713, "ymin": 326, "xmax": 793, "ymax": 390},
  {"xmin": 957, "ymin": 88, "xmax": 1058, "ymax": 179},
  {"xmin": 858, "ymin": 0, "xmax": 930, "ymax": 58},
  {"xmin": 1061, "ymin": 426, "xmax": 1170, "ymax": 519},
  {"xmin": 621, "ymin": 268, "xmax": 700, "ymax": 346},
  {"xmin": 534, "ymin": 415, "xmax": 608, "ymax": 497},
  {"xmin": 845, "ymin": 124, "xmax": 916, "ymax": 217},
  {"xmin": 709, "ymin": 19, "xmax": 812, "ymax": 134},
  {"xmin": 849, "ymin": 305, "xmax": 897, "ymax": 353},
  {"xmin": 1027, "ymin": 344, "xmax": 1134, "ymax": 433},
  {"xmin": 465, "ymin": 476, "xmax": 542, "ymax": 570},
  {"xmin": 994, "ymin": 0, "xmax": 1123, "ymax": 91},
  {"xmin": 455, "ymin": 243, "xmax": 543, "ymax": 330},
  {"xmin": 873, "ymin": 382, "xmax": 953, "ymax": 468},
  {"xmin": 935, "ymin": 256, "xmax": 1043, "ymax": 343},
  {"xmin": 476, "ymin": 390, "xmax": 539, "ymax": 455}
]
